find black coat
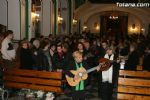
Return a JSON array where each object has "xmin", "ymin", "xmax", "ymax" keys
[
  {"xmin": 32, "ymin": 48, "xmax": 50, "ymax": 71},
  {"xmin": 125, "ymin": 51, "xmax": 139, "ymax": 70},
  {"xmin": 99, "ymin": 47, "xmax": 106, "ymax": 58},
  {"xmin": 63, "ymin": 51, "xmax": 74, "ymax": 71},
  {"xmin": 83, "ymin": 49, "xmax": 90, "ymax": 64},
  {"xmin": 20, "ymin": 48, "xmax": 34, "ymax": 69},
  {"xmin": 120, "ymin": 46, "xmax": 129, "ymax": 56},
  {"xmin": 32, "ymin": 48, "xmax": 42, "ymax": 66},
  {"xmin": 52, "ymin": 52, "xmax": 71, "ymax": 71},
  {"xmin": 143, "ymin": 53, "xmax": 150, "ymax": 71}
]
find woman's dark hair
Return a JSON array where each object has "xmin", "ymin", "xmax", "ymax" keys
[
  {"xmin": 4, "ymin": 30, "xmax": 13, "ymax": 37},
  {"xmin": 57, "ymin": 44, "xmax": 62, "ymax": 48},
  {"xmin": 50, "ymin": 42, "xmax": 56, "ymax": 48},
  {"xmin": 75, "ymin": 42, "xmax": 85, "ymax": 51},
  {"xmin": 40, "ymin": 38, "xmax": 50, "ymax": 49},
  {"xmin": 30, "ymin": 38, "xmax": 36, "ymax": 44},
  {"xmin": 62, "ymin": 42, "xmax": 69, "ymax": 50}
]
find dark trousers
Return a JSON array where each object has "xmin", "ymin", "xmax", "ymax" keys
[
  {"xmin": 98, "ymin": 82, "xmax": 113, "ymax": 100},
  {"xmin": 72, "ymin": 90, "xmax": 85, "ymax": 100},
  {"xmin": 2, "ymin": 59, "xmax": 14, "ymax": 68}
]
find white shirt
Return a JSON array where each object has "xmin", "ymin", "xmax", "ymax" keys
[
  {"xmin": 102, "ymin": 54, "xmax": 114, "ymax": 83},
  {"xmin": 1, "ymin": 37, "xmax": 16, "ymax": 60}
]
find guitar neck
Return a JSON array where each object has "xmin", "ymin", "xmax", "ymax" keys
[
  {"xmin": 87, "ymin": 65, "xmax": 99, "ymax": 74},
  {"xmin": 86, "ymin": 60, "xmax": 114, "ymax": 74},
  {"xmin": 86, "ymin": 58, "xmax": 115, "ymax": 74}
]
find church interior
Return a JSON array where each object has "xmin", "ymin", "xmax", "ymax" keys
[{"xmin": 0, "ymin": 0, "xmax": 150, "ymax": 100}]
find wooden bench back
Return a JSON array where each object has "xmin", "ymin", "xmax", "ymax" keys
[
  {"xmin": 117, "ymin": 70, "xmax": 150, "ymax": 100},
  {"xmin": 3, "ymin": 68, "xmax": 63, "ymax": 93}
]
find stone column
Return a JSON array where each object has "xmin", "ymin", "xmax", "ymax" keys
[
  {"xmin": 7, "ymin": 0, "xmax": 21, "ymax": 40},
  {"xmin": 41, "ymin": 0, "xmax": 51, "ymax": 36}
]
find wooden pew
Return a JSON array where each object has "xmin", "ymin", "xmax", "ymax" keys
[
  {"xmin": 3, "ymin": 68, "xmax": 64, "ymax": 93},
  {"xmin": 117, "ymin": 70, "xmax": 150, "ymax": 100}
]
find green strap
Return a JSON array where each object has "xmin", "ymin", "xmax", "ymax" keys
[{"xmin": 75, "ymin": 62, "xmax": 84, "ymax": 91}]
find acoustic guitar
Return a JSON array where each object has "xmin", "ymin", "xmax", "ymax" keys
[{"xmin": 65, "ymin": 58, "xmax": 112, "ymax": 86}]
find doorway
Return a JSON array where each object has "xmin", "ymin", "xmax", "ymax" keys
[
  {"xmin": 100, "ymin": 15, "xmax": 128, "ymax": 40},
  {"xmin": 106, "ymin": 17, "xmax": 121, "ymax": 37}
]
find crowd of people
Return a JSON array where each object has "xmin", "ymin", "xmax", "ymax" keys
[{"xmin": 0, "ymin": 30, "xmax": 150, "ymax": 100}]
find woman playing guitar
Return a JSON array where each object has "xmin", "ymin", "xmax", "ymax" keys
[{"xmin": 66, "ymin": 51, "xmax": 89, "ymax": 100}]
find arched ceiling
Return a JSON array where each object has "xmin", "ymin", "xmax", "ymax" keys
[
  {"xmin": 86, "ymin": 10, "xmax": 142, "ymax": 25},
  {"xmin": 75, "ymin": 2, "xmax": 150, "ymax": 24}
]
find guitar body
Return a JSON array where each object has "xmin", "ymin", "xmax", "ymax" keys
[
  {"xmin": 99, "ymin": 58, "xmax": 112, "ymax": 71},
  {"xmin": 65, "ymin": 67, "xmax": 88, "ymax": 86},
  {"xmin": 66, "ymin": 58, "xmax": 112, "ymax": 86}
]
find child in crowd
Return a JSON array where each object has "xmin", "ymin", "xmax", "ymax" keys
[{"xmin": 20, "ymin": 40, "xmax": 33, "ymax": 69}]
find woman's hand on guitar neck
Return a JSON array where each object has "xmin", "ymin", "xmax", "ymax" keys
[{"xmin": 96, "ymin": 66, "xmax": 100, "ymax": 71}]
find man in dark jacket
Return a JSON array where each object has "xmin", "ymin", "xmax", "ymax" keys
[
  {"xmin": 143, "ymin": 46, "xmax": 150, "ymax": 71},
  {"xmin": 125, "ymin": 45, "xmax": 139, "ymax": 70},
  {"xmin": 52, "ymin": 45, "xmax": 66, "ymax": 72}
]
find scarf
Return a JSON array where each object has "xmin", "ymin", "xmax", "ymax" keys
[
  {"xmin": 75, "ymin": 62, "xmax": 84, "ymax": 91},
  {"xmin": 58, "ymin": 52, "xmax": 64, "ymax": 59}
]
